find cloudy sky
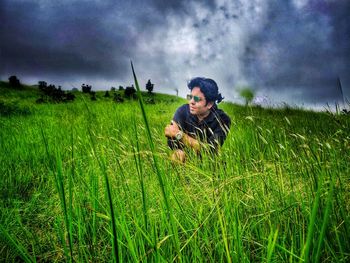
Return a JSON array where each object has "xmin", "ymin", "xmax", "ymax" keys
[{"xmin": 1, "ymin": 0, "xmax": 349, "ymax": 108}]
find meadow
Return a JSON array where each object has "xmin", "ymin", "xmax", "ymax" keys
[{"xmin": 0, "ymin": 77, "xmax": 349, "ymax": 262}]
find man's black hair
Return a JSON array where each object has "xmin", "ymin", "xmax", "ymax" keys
[{"xmin": 187, "ymin": 77, "xmax": 224, "ymax": 104}]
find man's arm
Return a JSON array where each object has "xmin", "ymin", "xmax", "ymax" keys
[
  {"xmin": 180, "ymin": 133, "xmax": 200, "ymax": 152},
  {"xmin": 164, "ymin": 121, "xmax": 200, "ymax": 152}
]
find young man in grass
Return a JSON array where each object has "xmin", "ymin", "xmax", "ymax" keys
[{"xmin": 164, "ymin": 77, "xmax": 231, "ymax": 163}]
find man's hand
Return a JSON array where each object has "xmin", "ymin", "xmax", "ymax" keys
[
  {"xmin": 164, "ymin": 121, "xmax": 180, "ymax": 138},
  {"xmin": 165, "ymin": 120, "xmax": 201, "ymax": 152}
]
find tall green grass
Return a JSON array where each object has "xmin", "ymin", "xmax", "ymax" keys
[{"xmin": 0, "ymin": 78, "xmax": 349, "ymax": 262}]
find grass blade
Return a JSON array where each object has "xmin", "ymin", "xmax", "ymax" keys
[
  {"xmin": 0, "ymin": 224, "xmax": 35, "ymax": 263},
  {"xmin": 55, "ymin": 153, "xmax": 74, "ymax": 262},
  {"xmin": 130, "ymin": 61, "xmax": 181, "ymax": 257},
  {"xmin": 313, "ymin": 174, "xmax": 334, "ymax": 263}
]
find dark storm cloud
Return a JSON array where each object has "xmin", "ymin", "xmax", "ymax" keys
[
  {"xmin": 1, "ymin": 1, "xmax": 139, "ymax": 80},
  {"xmin": 242, "ymin": 0, "xmax": 350, "ymax": 104},
  {"xmin": 1, "ymin": 0, "xmax": 211, "ymax": 83}
]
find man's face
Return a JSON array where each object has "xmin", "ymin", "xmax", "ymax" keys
[{"xmin": 188, "ymin": 87, "xmax": 213, "ymax": 118}]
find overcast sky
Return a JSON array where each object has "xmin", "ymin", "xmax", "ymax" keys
[{"xmin": 1, "ymin": 0, "xmax": 349, "ymax": 108}]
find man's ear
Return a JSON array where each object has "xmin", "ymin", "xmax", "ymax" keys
[{"xmin": 207, "ymin": 101, "xmax": 214, "ymax": 109}]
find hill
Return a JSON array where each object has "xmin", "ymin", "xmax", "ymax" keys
[{"xmin": 0, "ymin": 80, "xmax": 349, "ymax": 262}]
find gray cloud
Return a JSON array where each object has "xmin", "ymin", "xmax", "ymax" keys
[
  {"xmin": 1, "ymin": 1, "xmax": 134, "ymax": 81},
  {"xmin": 151, "ymin": 0, "xmax": 216, "ymax": 13},
  {"xmin": 1, "ymin": 0, "xmax": 349, "ymax": 107},
  {"xmin": 242, "ymin": 0, "xmax": 350, "ymax": 104}
]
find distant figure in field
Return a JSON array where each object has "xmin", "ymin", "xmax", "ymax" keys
[{"xmin": 164, "ymin": 77, "xmax": 231, "ymax": 163}]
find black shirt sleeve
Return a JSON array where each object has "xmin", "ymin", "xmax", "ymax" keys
[
  {"xmin": 167, "ymin": 105, "xmax": 187, "ymax": 150},
  {"xmin": 173, "ymin": 104, "xmax": 187, "ymax": 130}
]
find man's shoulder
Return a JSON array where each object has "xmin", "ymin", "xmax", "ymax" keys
[
  {"xmin": 174, "ymin": 104, "xmax": 190, "ymax": 122},
  {"xmin": 175, "ymin": 104, "xmax": 189, "ymax": 116},
  {"xmin": 177, "ymin": 104, "xmax": 189, "ymax": 111},
  {"xmin": 213, "ymin": 107, "xmax": 231, "ymax": 123}
]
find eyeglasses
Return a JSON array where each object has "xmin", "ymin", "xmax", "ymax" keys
[{"xmin": 187, "ymin": 94, "xmax": 202, "ymax": 102}]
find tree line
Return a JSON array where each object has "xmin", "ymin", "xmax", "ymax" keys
[{"xmin": 6, "ymin": 75, "xmax": 156, "ymax": 104}]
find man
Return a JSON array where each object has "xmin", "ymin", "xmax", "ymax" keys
[{"xmin": 164, "ymin": 77, "xmax": 231, "ymax": 163}]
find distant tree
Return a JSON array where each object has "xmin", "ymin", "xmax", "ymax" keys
[
  {"xmin": 38, "ymin": 82, "xmax": 75, "ymax": 102},
  {"xmin": 44, "ymin": 84, "xmax": 57, "ymax": 97},
  {"xmin": 71, "ymin": 87, "xmax": 79, "ymax": 92},
  {"xmin": 239, "ymin": 87, "xmax": 255, "ymax": 106},
  {"xmin": 54, "ymin": 86, "xmax": 65, "ymax": 101},
  {"xmin": 82, "ymin": 84, "xmax": 92, "ymax": 93},
  {"xmin": 124, "ymin": 85, "xmax": 136, "ymax": 98},
  {"xmin": 9, "ymin": 76, "xmax": 21, "ymax": 88},
  {"xmin": 38, "ymin": 81, "xmax": 47, "ymax": 90},
  {"xmin": 146, "ymin": 79, "xmax": 154, "ymax": 93},
  {"xmin": 118, "ymin": 85, "xmax": 124, "ymax": 91},
  {"xmin": 104, "ymin": 90, "xmax": 110, "ymax": 97},
  {"xmin": 111, "ymin": 87, "xmax": 116, "ymax": 92}
]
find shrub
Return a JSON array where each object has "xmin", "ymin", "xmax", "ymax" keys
[
  {"xmin": 65, "ymin": 92, "xmax": 75, "ymax": 101},
  {"xmin": 124, "ymin": 85, "xmax": 136, "ymax": 98},
  {"xmin": 113, "ymin": 93, "xmax": 124, "ymax": 103},
  {"xmin": 90, "ymin": 91, "xmax": 97, "ymax": 101},
  {"xmin": 38, "ymin": 81, "xmax": 47, "ymax": 90},
  {"xmin": 38, "ymin": 81, "xmax": 75, "ymax": 102},
  {"xmin": 82, "ymin": 84, "xmax": 92, "ymax": 93},
  {"xmin": 0, "ymin": 100, "xmax": 31, "ymax": 116},
  {"xmin": 8, "ymin": 76, "xmax": 21, "ymax": 88}
]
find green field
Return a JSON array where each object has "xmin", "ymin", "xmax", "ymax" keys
[{"xmin": 0, "ymin": 80, "xmax": 349, "ymax": 262}]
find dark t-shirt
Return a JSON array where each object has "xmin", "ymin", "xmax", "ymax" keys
[{"xmin": 168, "ymin": 104, "xmax": 231, "ymax": 152}]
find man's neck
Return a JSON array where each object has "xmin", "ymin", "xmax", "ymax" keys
[{"xmin": 197, "ymin": 111, "xmax": 210, "ymax": 122}]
